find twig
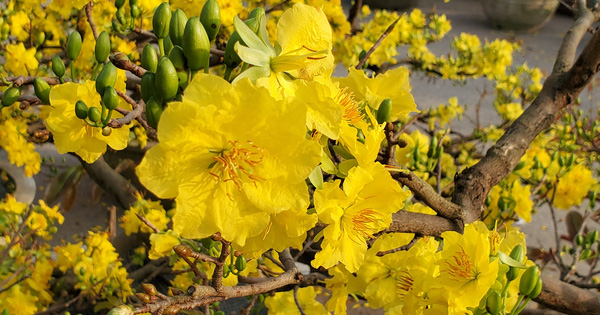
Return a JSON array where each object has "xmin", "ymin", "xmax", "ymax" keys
[
  {"xmin": 109, "ymin": 94, "xmax": 144, "ymax": 129},
  {"xmin": 108, "ymin": 205, "xmax": 117, "ymax": 240},
  {"xmin": 135, "ymin": 213, "xmax": 160, "ymax": 233},
  {"xmin": 85, "ymin": 1, "xmax": 99, "ymax": 40},
  {"xmin": 240, "ymin": 294, "xmax": 259, "ymax": 315},
  {"xmin": 212, "ymin": 239, "xmax": 231, "ymax": 293},
  {"xmin": 348, "ymin": 0, "xmax": 363, "ymax": 33},
  {"xmin": 376, "ymin": 236, "xmax": 420, "ymax": 257},
  {"xmin": 1, "ymin": 76, "xmax": 61, "ymax": 87},
  {"xmin": 110, "ymin": 52, "xmax": 146, "ymax": 78},
  {"xmin": 266, "ymin": 0, "xmax": 292, "ymax": 13},
  {"xmin": 355, "ymin": 17, "xmax": 400, "ymax": 70},
  {"xmin": 293, "ymin": 286, "xmax": 307, "ymax": 315},
  {"xmin": 384, "ymin": 211, "xmax": 461, "ymax": 237},
  {"xmin": 383, "ymin": 122, "xmax": 397, "ymax": 165},
  {"xmin": 264, "ymin": 251, "xmax": 286, "ymax": 271}
]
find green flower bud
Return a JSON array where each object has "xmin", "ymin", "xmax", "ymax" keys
[
  {"xmin": 131, "ymin": 4, "xmax": 141, "ymax": 18},
  {"xmin": 177, "ymin": 70, "xmax": 189, "ymax": 89},
  {"xmin": 506, "ymin": 244, "xmax": 525, "ymax": 281},
  {"xmin": 153, "ymin": 2, "xmax": 171, "ymax": 39},
  {"xmin": 200, "ymin": 237, "xmax": 215, "ymax": 249},
  {"xmin": 33, "ymin": 29, "xmax": 45, "ymax": 47},
  {"xmin": 529, "ymin": 277, "xmax": 542, "ymax": 298},
  {"xmin": 590, "ymin": 191, "xmax": 597, "ymax": 208},
  {"xmin": 224, "ymin": 16, "xmax": 260, "ymax": 69},
  {"xmin": 1, "ymin": 87, "xmax": 20, "ymax": 107},
  {"xmin": 587, "ymin": 230, "xmax": 599, "ymax": 244},
  {"xmin": 95, "ymin": 31, "xmax": 111, "ymax": 63},
  {"xmin": 67, "ymin": 31, "xmax": 82, "ymax": 61},
  {"xmin": 33, "ymin": 77, "xmax": 51, "ymax": 104},
  {"xmin": 183, "ymin": 17, "xmax": 210, "ymax": 71},
  {"xmin": 498, "ymin": 197, "xmax": 508, "ymax": 212},
  {"xmin": 519, "ymin": 265, "xmax": 540, "ymax": 296},
  {"xmin": 95, "ymin": 62, "xmax": 118, "ymax": 95},
  {"xmin": 88, "ymin": 107, "xmax": 102, "ymax": 123},
  {"xmin": 247, "ymin": 7, "xmax": 265, "ymax": 20},
  {"xmin": 141, "ymin": 44, "xmax": 158, "ymax": 72},
  {"xmin": 575, "ymin": 234, "xmax": 584, "ymax": 246},
  {"xmin": 580, "ymin": 248, "xmax": 592, "ymax": 260},
  {"xmin": 427, "ymin": 135, "xmax": 438, "ymax": 158},
  {"xmin": 222, "ymin": 264, "xmax": 230, "ymax": 276},
  {"xmin": 52, "ymin": 56, "xmax": 66, "ymax": 78},
  {"xmin": 102, "ymin": 126, "xmax": 112, "ymax": 136},
  {"xmin": 486, "ymin": 291, "xmax": 502, "ymax": 315},
  {"xmin": 114, "ymin": 0, "xmax": 125, "ymax": 9},
  {"xmin": 116, "ymin": 8, "xmax": 127, "ymax": 26},
  {"xmin": 141, "ymin": 72, "xmax": 156, "ymax": 103},
  {"xmin": 75, "ymin": 100, "xmax": 88, "ymax": 119},
  {"xmin": 102, "ymin": 86, "xmax": 119, "ymax": 110},
  {"xmin": 145, "ymin": 96, "xmax": 163, "ymax": 129},
  {"xmin": 169, "ymin": 45, "xmax": 187, "ymax": 70},
  {"xmin": 200, "ymin": 0, "xmax": 221, "ymax": 42},
  {"xmin": 169, "ymin": 9, "xmax": 188, "ymax": 47},
  {"xmin": 377, "ymin": 99, "xmax": 392, "ymax": 124},
  {"xmin": 235, "ymin": 254, "xmax": 246, "ymax": 271},
  {"xmin": 155, "ymin": 57, "xmax": 179, "ymax": 101},
  {"xmin": 129, "ymin": 0, "xmax": 138, "ymax": 6},
  {"xmin": 112, "ymin": 19, "xmax": 124, "ymax": 33}
]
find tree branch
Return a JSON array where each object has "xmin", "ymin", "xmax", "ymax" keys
[
  {"xmin": 534, "ymin": 273, "xmax": 600, "ymax": 315},
  {"xmin": 453, "ymin": 17, "xmax": 600, "ymax": 223},
  {"xmin": 85, "ymin": 1, "xmax": 99, "ymax": 40},
  {"xmin": 384, "ymin": 211, "xmax": 461, "ymax": 237},
  {"xmin": 1, "ymin": 76, "xmax": 61, "ymax": 87},
  {"xmin": 78, "ymin": 155, "xmax": 137, "ymax": 208}
]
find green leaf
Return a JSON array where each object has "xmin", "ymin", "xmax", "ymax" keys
[
  {"xmin": 233, "ymin": 16, "xmax": 272, "ymax": 56},
  {"xmin": 231, "ymin": 65, "xmax": 271, "ymax": 84},
  {"xmin": 337, "ymin": 159, "xmax": 358, "ymax": 178},
  {"xmin": 320, "ymin": 153, "xmax": 337, "ymax": 174},
  {"xmin": 308, "ymin": 165, "xmax": 324, "ymax": 189}
]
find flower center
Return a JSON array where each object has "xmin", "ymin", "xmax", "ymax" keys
[
  {"xmin": 209, "ymin": 140, "xmax": 264, "ymax": 190},
  {"xmin": 444, "ymin": 246, "xmax": 476, "ymax": 282},
  {"xmin": 270, "ymin": 46, "xmax": 328, "ymax": 73},
  {"xmin": 351, "ymin": 208, "xmax": 382, "ymax": 241},
  {"xmin": 335, "ymin": 87, "xmax": 363, "ymax": 125},
  {"xmin": 395, "ymin": 270, "xmax": 414, "ymax": 296}
]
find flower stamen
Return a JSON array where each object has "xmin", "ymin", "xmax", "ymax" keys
[
  {"xmin": 443, "ymin": 246, "xmax": 476, "ymax": 281},
  {"xmin": 209, "ymin": 140, "xmax": 264, "ymax": 190}
]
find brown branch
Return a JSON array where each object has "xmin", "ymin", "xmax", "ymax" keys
[
  {"xmin": 77, "ymin": 155, "xmax": 137, "ymax": 208},
  {"xmin": 293, "ymin": 286, "xmax": 307, "ymax": 315},
  {"xmin": 384, "ymin": 211, "xmax": 461, "ymax": 237},
  {"xmin": 109, "ymin": 96, "xmax": 145, "ymax": 129},
  {"xmin": 212, "ymin": 240, "xmax": 231, "ymax": 293},
  {"xmin": 376, "ymin": 236, "xmax": 419, "ymax": 257},
  {"xmin": 85, "ymin": 1, "xmax": 99, "ymax": 40},
  {"xmin": 453, "ymin": 15, "xmax": 600, "ymax": 223},
  {"xmin": 534, "ymin": 273, "xmax": 600, "ymax": 314},
  {"xmin": 355, "ymin": 17, "xmax": 400, "ymax": 70},
  {"xmin": 110, "ymin": 52, "xmax": 146, "ymax": 78},
  {"xmin": 135, "ymin": 213, "xmax": 160, "ymax": 233},
  {"xmin": 553, "ymin": 5, "xmax": 599, "ymax": 74},
  {"xmin": 266, "ymin": 0, "xmax": 292, "ymax": 13},
  {"xmin": 1, "ymin": 76, "xmax": 61, "ymax": 87},
  {"xmin": 392, "ymin": 172, "xmax": 463, "ymax": 221},
  {"xmin": 348, "ymin": 0, "xmax": 363, "ymax": 33}
]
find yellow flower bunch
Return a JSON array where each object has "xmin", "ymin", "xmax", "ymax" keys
[{"xmin": 119, "ymin": 193, "xmax": 171, "ymax": 235}]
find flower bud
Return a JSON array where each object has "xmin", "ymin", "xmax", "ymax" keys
[
  {"xmin": 169, "ymin": 45, "xmax": 187, "ymax": 70},
  {"xmin": 586, "ymin": 230, "xmax": 599, "ymax": 244},
  {"xmin": 224, "ymin": 15, "xmax": 260, "ymax": 69},
  {"xmin": 376, "ymin": 99, "xmax": 392, "ymax": 124},
  {"xmin": 131, "ymin": 4, "xmax": 141, "ymax": 18},
  {"xmin": 200, "ymin": 0, "xmax": 221, "ymax": 41},
  {"xmin": 102, "ymin": 126, "xmax": 112, "ymax": 136},
  {"xmin": 52, "ymin": 56, "xmax": 66, "ymax": 78},
  {"xmin": 142, "ymin": 283, "xmax": 158, "ymax": 296},
  {"xmin": 153, "ymin": 2, "xmax": 171, "ymax": 39},
  {"xmin": 107, "ymin": 305, "xmax": 133, "ymax": 315},
  {"xmin": 183, "ymin": 17, "xmax": 210, "ymax": 72},
  {"xmin": 141, "ymin": 72, "xmax": 156, "ymax": 103},
  {"xmin": 575, "ymin": 234, "xmax": 584, "ymax": 246},
  {"xmin": 141, "ymin": 44, "xmax": 158, "ymax": 72},
  {"xmin": 164, "ymin": 35, "xmax": 174, "ymax": 55},
  {"xmin": 114, "ymin": 0, "xmax": 125, "ymax": 9},
  {"xmin": 95, "ymin": 31, "xmax": 111, "ymax": 63},
  {"xmin": 145, "ymin": 96, "xmax": 163, "ymax": 129},
  {"xmin": 155, "ymin": 57, "xmax": 178, "ymax": 101},
  {"xmin": 136, "ymin": 292, "xmax": 151, "ymax": 303},
  {"xmin": 1, "ymin": 87, "xmax": 20, "ymax": 107},
  {"xmin": 34, "ymin": 29, "xmax": 45, "ymax": 47},
  {"xmin": 580, "ymin": 248, "xmax": 592, "ymax": 260},
  {"xmin": 95, "ymin": 62, "xmax": 118, "ymax": 95},
  {"xmin": 75, "ymin": 100, "xmax": 88, "ymax": 119},
  {"xmin": 33, "ymin": 77, "xmax": 51, "ymax": 104},
  {"xmin": 88, "ymin": 107, "xmax": 102, "ymax": 123},
  {"xmin": 177, "ymin": 70, "xmax": 189, "ymax": 90},
  {"xmin": 164, "ymin": 306, "xmax": 181, "ymax": 315},
  {"xmin": 169, "ymin": 9, "xmax": 188, "ymax": 47},
  {"xmin": 102, "ymin": 86, "xmax": 119, "ymax": 110},
  {"xmin": 529, "ymin": 277, "xmax": 542, "ymax": 298},
  {"xmin": 173, "ymin": 244, "xmax": 191, "ymax": 257},
  {"xmin": 506, "ymin": 244, "xmax": 525, "ymax": 281},
  {"xmin": 486, "ymin": 291, "xmax": 503, "ymax": 315},
  {"xmin": 67, "ymin": 31, "xmax": 82, "ymax": 61},
  {"xmin": 519, "ymin": 265, "xmax": 540, "ymax": 296},
  {"xmin": 235, "ymin": 254, "xmax": 247, "ymax": 272}
]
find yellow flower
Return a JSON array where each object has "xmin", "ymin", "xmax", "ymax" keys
[
  {"xmin": 233, "ymin": 3, "xmax": 334, "ymax": 96},
  {"xmin": 137, "ymin": 74, "xmax": 320, "ymax": 249},
  {"xmin": 45, "ymin": 80, "xmax": 132, "ymax": 163},
  {"xmin": 0, "ymin": 194, "xmax": 28, "ymax": 214},
  {"xmin": 511, "ymin": 181, "xmax": 533, "ymax": 222},
  {"xmin": 54, "ymin": 242, "xmax": 84, "ymax": 272},
  {"xmin": 9, "ymin": 10, "xmax": 31, "ymax": 42},
  {"xmin": 265, "ymin": 286, "xmax": 327, "ymax": 315},
  {"xmin": 148, "ymin": 230, "xmax": 180, "ymax": 259},
  {"xmin": 552, "ymin": 164, "xmax": 597, "ymax": 210},
  {"xmin": 335, "ymin": 67, "xmax": 418, "ymax": 121},
  {"xmin": 47, "ymin": 0, "xmax": 89, "ymax": 19},
  {"xmin": 395, "ymin": 130, "xmax": 429, "ymax": 166},
  {"xmin": 120, "ymin": 194, "xmax": 170, "ymax": 235},
  {"xmin": 4, "ymin": 43, "xmax": 38, "ymax": 76},
  {"xmin": 38, "ymin": 200, "xmax": 64, "ymax": 224},
  {"xmin": 312, "ymin": 163, "xmax": 410, "ymax": 272},
  {"xmin": 438, "ymin": 223, "xmax": 499, "ymax": 314}
]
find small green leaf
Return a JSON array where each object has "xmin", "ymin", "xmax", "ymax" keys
[
  {"xmin": 308, "ymin": 165, "xmax": 324, "ymax": 189},
  {"xmin": 233, "ymin": 16, "xmax": 272, "ymax": 56},
  {"xmin": 498, "ymin": 251, "xmax": 528, "ymax": 269},
  {"xmin": 320, "ymin": 153, "xmax": 337, "ymax": 174},
  {"xmin": 232, "ymin": 65, "xmax": 270, "ymax": 84},
  {"xmin": 234, "ymin": 43, "xmax": 270, "ymax": 67}
]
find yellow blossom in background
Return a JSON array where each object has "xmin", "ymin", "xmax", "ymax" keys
[
  {"xmin": 336, "ymin": 67, "xmax": 418, "ymax": 120},
  {"xmin": 47, "ymin": 0, "xmax": 89, "ymax": 19},
  {"xmin": 120, "ymin": 194, "xmax": 170, "ymax": 235},
  {"xmin": 312, "ymin": 163, "xmax": 410, "ymax": 272},
  {"xmin": 511, "ymin": 181, "xmax": 533, "ymax": 222},
  {"xmin": 265, "ymin": 286, "xmax": 327, "ymax": 315},
  {"xmin": 148, "ymin": 230, "xmax": 180, "ymax": 259},
  {"xmin": 497, "ymin": 102, "xmax": 524, "ymax": 121},
  {"xmin": 54, "ymin": 242, "xmax": 85, "ymax": 272},
  {"xmin": 4, "ymin": 43, "xmax": 39, "ymax": 76},
  {"xmin": 0, "ymin": 195, "xmax": 28, "ymax": 214},
  {"xmin": 395, "ymin": 130, "xmax": 429, "ymax": 166},
  {"xmin": 172, "ymin": 0, "xmax": 245, "ymax": 27},
  {"xmin": 45, "ymin": 80, "xmax": 132, "ymax": 163},
  {"xmin": 137, "ymin": 74, "xmax": 320, "ymax": 249},
  {"xmin": 553, "ymin": 164, "xmax": 597, "ymax": 210}
]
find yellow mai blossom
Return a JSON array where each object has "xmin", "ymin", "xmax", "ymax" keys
[
  {"xmin": 312, "ymin": 163, "xmax": 410, "ymax": 272},
  {"xmin": 233, "ymin": 3, "xmax": 334, "ymax": 96},
  {"xmin": 511, "ymin": 181, "xmax": 533, "ymax": 222},
  {"xmin": 45, "ymin": 79, "xmax": 132, "ymax": 163},
  {"xmin": 4, "ymin": 43, "xmax": 39, "ymax": 76},
  {"xmin": 265, "ymin": 286, "xmax": 327, "ymax": 315},
  {"xmin": 438, "ymin": 223, "xmax": 499, "ymax": 314},
  {"xmin": 0, "ymin": 111, "xmax": 42, "ymax": 177},
  {"xmin": 148, "ymin": 230, "xmax": 180, "ymax": 259},
  {"xmin": 395, "ymin": 130, "xmax": 430, "ymax": 166},
  {"xmin": 335, "ymin": 67, "xmax": 418, "ymax": 121},
  {"xmin": 171, "ymin": 0, "xmax": 244, "ymax": 26},
  {"xmin": 553, "ymin": 164, "xmax": 597, "ymax": 210},
  {"xmin": 0, "ymin": 195, "xmax": 28, "ymax": 214},
  {"xmin": 120, "ymin": 193, "xmax": 170, "ymax": 236},
  {"xmin": 9, "ymin": 10, "xmax": 30, "ymax": 42},
  {"xmin": 137, "ymin": 74, "xmax": 320, "ymax": 249},
  {"xmin": 47, "ymin": 0, "xmax": 89, "ymax": 19}
]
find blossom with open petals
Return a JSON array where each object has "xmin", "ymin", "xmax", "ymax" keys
[{"xmin": 136, "ymin": 74, "xmax": 320, "ymax": 249}]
